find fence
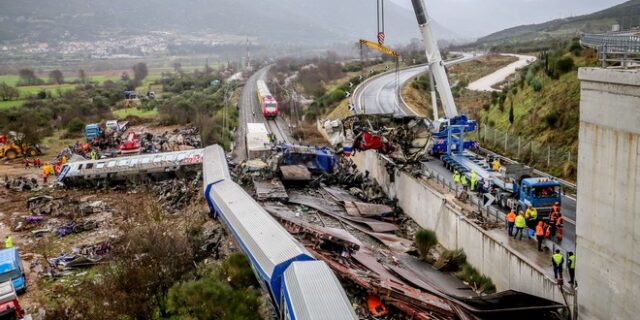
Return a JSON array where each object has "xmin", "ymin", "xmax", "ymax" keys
[
  {"xmin": 581, "ymin": 33, "xmax": 640, "ymax": 68},
  {"xmin": 469, "ymin": 124, "xmax": 577, "ymax": 179}
]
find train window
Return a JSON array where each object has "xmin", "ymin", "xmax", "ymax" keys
[
  {"xmin": 141, "ymin": 157, "xmax": 151, "ymax": 164},
  {"xmin": 77, "ymin": 164, "xmax": 84, "ymax": 170},
  {"xmin": 96, "ymin": 162, "xmax": 105, "ymax": 169},
  {"xmin": 107, "ymin": 161, "xmax": 116, "ymax": 168},
  {"xmin": 117, "ymin": 159, "xmax": 128, "ymax": 166},
  {"xmin": 86, "ymin": 163, "xmax": 93, "ymax": 169}
]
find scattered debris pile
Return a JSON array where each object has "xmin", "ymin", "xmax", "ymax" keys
[
  {"xmin": 27, "ymin": 195, "xmax": 109, "ymax": 218},
  {"xmin": 150, "ymin": 174, "xmax": 202, "ymax": 212},
  {"xmin": 4, "ymin": 176, "xmax": 40, "ymax": 192},
  {"xmin": 141, "ymin": 127, "xmax": 202, "ymax": 153},
  {"xmin": 47, "ymin": 241, "xmax": 112, "ymax": 273}
]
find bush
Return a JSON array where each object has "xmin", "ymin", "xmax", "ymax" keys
[
  {"xmin": 166, "ymin": 254, "xmax": 261, "ymax": 319},
  {"xmin": 456, "ymin": 263, "xmax": 496, "ymax": 294},
  {"xmin": 530, "ymin": 78, "xmax": 543, "ymax": 92},
  {"xmin": 66, "ymin": 118, "xmax": 85, "ymax": 134},
  {"xmin": 434, "ymin": 249, "xmax": 467, "ymax": 271},
  {"xmin": 415, "ymin": 229, "xmax": 438, "ymax": 260},
  {"xmin": 544, "ymin": 109, "xmax": 560, "ymax": 128},
  {"xmin": 556, "ymin": 57, "xmax": 575, "ymax": 74}
]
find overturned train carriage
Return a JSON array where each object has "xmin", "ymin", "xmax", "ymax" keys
[
  {"xmin": 202, "ymin": 145, "xmax": 357, "ymax": 320},
  {"xmin": 58, "ymin": 149, "xmax": 204, "ymax": 186}
]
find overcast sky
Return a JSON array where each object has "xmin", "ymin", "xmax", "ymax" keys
[{"xmin": 390, "ymin": 0, "xmax": 628, "ymax": 37}]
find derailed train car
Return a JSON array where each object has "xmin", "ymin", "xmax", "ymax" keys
[{"xmin": 202, "ymin": 145, "xmax": 357, "ymax": 320}]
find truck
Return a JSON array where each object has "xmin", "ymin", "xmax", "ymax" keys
[
  {"xmin": 84, "ymin": 124, "xmax": 102, "ymax": 142},
  {"xmin": 440, "ymin": 126, "xmax": 561, "ymax": 217},
  {"xmin": 0, "ymin": 249, "xmax": 26, "ymax": 294},
  {"xmin": 0, "ymin": 281, "xmax": 29, "ymax": 320},
  {"xmin": 246, "ymin": 123, "xmax": 272, "ymax": 159}
]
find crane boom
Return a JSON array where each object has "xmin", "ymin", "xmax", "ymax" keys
[
  {"xmin": 410, "ymin": 0, "xmax": 458, "ymax": 118},
  {"xmin": 359, "ymin": 39, "xmax": 400, "ymax": 58}
]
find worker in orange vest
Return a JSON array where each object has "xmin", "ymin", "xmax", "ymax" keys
[
  {"xmin": 552, "ymin": 201, "xmax": 561, "ymax": 214},
  {"xmin": 555, "ymin": 212, "xmax": 564, "ymax": 241},
  {"xmin": 506, "ymin": 210, "xmax": 516, "ymax": 236},
  {"xmin": 535, "ymin": 221, "xmax": 545, "ymax": 252}
]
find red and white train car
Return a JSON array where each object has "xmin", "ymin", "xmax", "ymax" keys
[{"xmin": 256, "ymin": 80, "xmax": 279, "ymax": 119}]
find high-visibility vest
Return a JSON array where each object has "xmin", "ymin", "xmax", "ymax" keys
[
  {"xmin": 556, "ymin": 216, "xmax": 563, "ymax": 226},
  {"xmin": 553, "ymin": 253, "xmax": 564, "ymax": 266},
  {"xmin": 461, "ymin": 175, "xmax": 468, "ymax": 186},
  {"xmin": 536, "ymin": 224, "xmax": 544, "ymax": 236},
  {"xmin": 515, "ymin": 215, "xmax": 526, "ymax": 228},
  {"xmin": 552, "ymin": 204, "xmax": 560, "ymax": 213},
  {"xmin": 506, "ymin": 212, "xmax": 516, "ymax": 222},
  {"xmin": 526, "ymin": 208, "xmax": 538, "ymax": 220},
  {"xmin": 470, "ymin": 171, "xmax": 477, "ymax": 183},
  {"xmin": 4, "ymin": 236, "xmax": 12, "ymax": 248},
  {"xmin": 453, "ymin": 172, "xmax": 460, "ymax": 183},
  {"xmin": 569, "ymin": 255, "xmax": 576, "ymax": 269}
]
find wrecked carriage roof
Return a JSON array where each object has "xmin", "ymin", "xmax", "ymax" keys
[{"xmin": 203, "ymin": 145, "xmax": 231, "ymax": 186}]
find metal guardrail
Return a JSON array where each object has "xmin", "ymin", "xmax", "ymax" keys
[
  {"xmin": 581, "ymin": 33, "xmax": 640, "ymax": 53},
  {"xmin": 581, "ymin": 32, "xmax": 640, "ymax": 68}
]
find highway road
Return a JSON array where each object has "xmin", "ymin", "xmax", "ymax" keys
[
  {"xmin": 353, "ymin": 53, "xmax": 479, "ymax": 115},
  {"xmin": 353, "ymin": 56, "xmax": 577, "ymax": 252}
]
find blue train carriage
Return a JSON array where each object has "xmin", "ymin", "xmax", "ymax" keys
[{"xmin": 281, "ymin": 261, "xmax": 358, "ymax": 320}]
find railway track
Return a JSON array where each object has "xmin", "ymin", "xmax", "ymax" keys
[{"xmin": 266, "ymin": 118, "xmax": 291, "ymax": 144}]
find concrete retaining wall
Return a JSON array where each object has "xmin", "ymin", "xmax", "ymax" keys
[{"xmin": 351, "ymin": 150, "xmax": 570, "ymax": 304}]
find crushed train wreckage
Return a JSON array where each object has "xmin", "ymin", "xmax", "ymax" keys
[{"xmin": 322, "ymin": 114, "xmax": 435, "ymax": 163}]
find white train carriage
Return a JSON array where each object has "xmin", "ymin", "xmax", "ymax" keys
[{"xmin": 281, "ymin": 261, "xmax": 358, "ymax": 320}]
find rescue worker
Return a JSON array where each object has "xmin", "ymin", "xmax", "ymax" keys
[
  {"xmin": 90, "ymin": 149, "xmax": 97, "ymax": 160},
  {"xmin": 567, "ymin": 252, "xmax": 576, "ymax": 284},
  {"xmin": 535, "ymin": 221, "xmax": 545, "ymax": 251},
  {"xmin": 525, "ymin": 205, "xmax": 538, "ymax": 221},
  {"xmin": 470, "ymin": 171, "xmax": 477, "ymax": 192},
  {"xmin": 4, "ymin": 235, "xmax": 12, "ymax": 248},
  {"xmin": 513, "ymin": 211, "xmax": 526, "ymax": 240},
  {"xmin": 552, "ymin": 249, "xmax": 564, "ymax": 280},
  {"xmin": 491, "ymin": 159, "xmax": 501, "ymax": 171},
  {"xmin": 460, "ymin": 174, "xmax": 469, "ymax": 191},
  {"xmin": 506, "ymin": 210, "xmax": 516, "ymax": 236},
  {"xmin": 555, "ymin": 212, "xmax": 564, "ymax": 241},
  {"xmin": 61, "ymin": 155, "xmax": 68, "ymax": 165},
  {"xmin": 453, "ymin": 170, "xmax": 461, "ymax": 187},
  {"xmin": 552, "ymin": 201, "xmax": 561, "ymax": 214}
]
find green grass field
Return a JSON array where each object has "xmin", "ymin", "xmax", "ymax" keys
[
  {"xmin": 113, "ymin": 107, "xmax": 159, "ymax": 119},
  {"xmin": 0, "ymin": 100, "xmax": 24, "ymax": 110}
]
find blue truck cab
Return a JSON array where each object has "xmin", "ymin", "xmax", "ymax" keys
[
  {"xmin": 518, "ymin": 178, "xmax": 562, "ymax": 217},
  {"xmin": 0, "ymin": 248, "xmax": 26, "ymax": 294},
  {"xmin": 84, "ymin": 124, "xmax": 102, "ymax": 142}
]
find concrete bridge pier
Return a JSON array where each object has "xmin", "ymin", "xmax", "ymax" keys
[{"xmin": 576, "ymin": 68, "xmax": 640, "ymax": 320}]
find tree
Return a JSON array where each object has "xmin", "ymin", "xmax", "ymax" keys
[
  {"xmin": 0, "ymin": 82, "xmax": 19, "ymax": 101},
  {"xmin": 556, "ymin": 57, "xmax": 575, "ymax": 75},
  {"xmin": 48, "ymin": 69, "xmax": 64, "ymax": 84},
  {"xmin": 18, "ymin": 68, "xmax": 42, "ymax": 86},
  {"xmin": 132, "ymin": 62, "xmax": 149, "ymax": 85},
  {"xmin": 78, "ymin": 69, "xmax": 87, "ymax": 84},
  {"xmin": 509, "ymin": 99, "xmax": 514, "ymax": 125},
  {"xmin": 173, "ymin": 62, "xmax": 183, "ymax": 75},
  {"xmin": 415, "ymin": 229, "xmax": 438, "ymax": 261}
]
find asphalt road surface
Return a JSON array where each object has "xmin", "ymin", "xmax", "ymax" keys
[{"xmin": 353, "ymin": 53, "xmax": 479, "ymax": 115}]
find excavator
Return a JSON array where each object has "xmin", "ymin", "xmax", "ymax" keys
[{"xmin": 0, "ymin": 133, "xmax": 43, "ymax": 160}]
